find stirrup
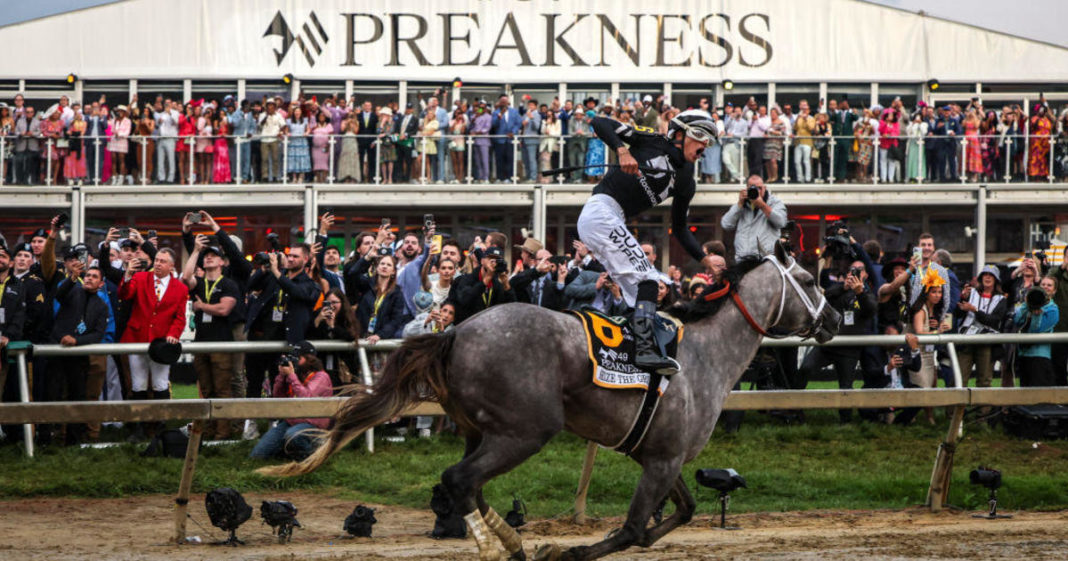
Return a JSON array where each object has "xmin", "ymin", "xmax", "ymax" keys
[{"xmin": 635, "ymin": 354, "xmax": 680, "ymax": 376}]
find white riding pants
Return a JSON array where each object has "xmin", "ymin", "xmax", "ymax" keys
[
  {"xmin": 128, "ymin": 354, "xmax": 171, "ymax": 392},
  {"xmin": 577, "ymin": 194, "xmax": 660, "ymax": 307}
]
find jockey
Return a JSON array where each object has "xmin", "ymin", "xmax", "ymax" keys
[{"xmin": 578, "ymin": 110, "xmax": 719, "ymax": 375}]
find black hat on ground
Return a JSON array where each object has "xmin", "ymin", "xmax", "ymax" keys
[{"xmin": 148, "ymin": 337, "xmax": 183, "ymax": 365}]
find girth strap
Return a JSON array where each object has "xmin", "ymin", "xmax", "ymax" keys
[{"xmin": 613, "ymin": 373, "xmax": 665, "ymax": 456}]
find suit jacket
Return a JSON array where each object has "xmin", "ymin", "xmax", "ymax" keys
[
  {"xmin": 398, "ymin": 112, "xmax": 419, "ymax": 140},
  {"xmin": 246, "ymin": 269, "xmax": 321, "ymax": 344},
  {"xmin": 50, "ymin": 280, "xmax": 109, "ymax": 346},
  {"xmin": 118, "ymin": 271, "xmax": 188, "ymax": 343},
  {"xmin": 490, "ymin": 107, "xmax": 521, "ymax": 144},
  {"xmin": 356, "ymin": 287, "xmax": 410, "ymax": 339},
  {"xmin": 356, "ymin": 111, "xmax": 378, "ymax": 145},
  {"xmin": 510, "ymin": 269, "xmax": 564, "ymax": 311},
  {"xmin": 448, "ymin": 271, "xmax": 516, "ymax": 324},
  {"xmin": 0, "ymin": 274, "xmax": 26, "ymax": 341}
]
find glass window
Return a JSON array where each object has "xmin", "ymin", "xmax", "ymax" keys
[
  {"xmin": 672, "ymin": 88, "xmax": 714, "ymax": 112},
  {"xmin": 567, "ymin": 85, "xmax": 611, "ymax": 109},
  {"xmin": 878, "ymin": 83, "xmax": 920, "ymax": 111},
  {"xmin": 512, "ymin": 87, "xmax": 557, "ymax": 112},
  {"xmin": 298, "ymin": 80, "xmax": 345, "ymax": 98},
  {"xmin": 619, "ymin": 84, "xmax": 661, "ymax": 107},
  {"xmin": 723, "ymin": 83, "xmax": 767, "ymax": 112},
  {"xmin": 406, "ymin": 83, "xmax": 448, "ymax": 113},
  {"xmin": 352, "ymin": 83, "xmax": 399, "ymax": 110},
  {"xmin": 83, "ymin": 80, "xmax": 131, "ymax": 108},
  {"xmin": 826, "ymin": 83, "xmax": 871, "ymax": 111},
  {"xmin": 245, "ymin": 80, "xmax": 289, "ymax": 105},
  {"xmin": 775, "ymin": 83, "xmax": 820, "ymax": 113},
  {"xmin": 459, "ymin": 85, "xmax": 506, "ymax": 106},
  {"xmin": 191, "ymin": 81, "xmax": 238, "ymax": 104}
]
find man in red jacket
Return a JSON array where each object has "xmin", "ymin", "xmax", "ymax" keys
[{"xmin": 119, "ymin": 248, "xmax": 188, "ymax": 408}]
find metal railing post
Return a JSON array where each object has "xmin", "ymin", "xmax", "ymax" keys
[
  {"xmin": 234, "ymin": 137, "xmax": 242, "ymax": 186},
  {"xmin": 959, "ymin": 138, "xmax": 967, "ymax": 184},
  {"xmin": 871, "ymin": 136, "xmax": 879, "ymax": 185},
  {"xmin": 828, "ymin": 137, "xmax": 836, "ymax": 185},
  {"xmin": 45, "ymin": 139, "xmax": 53, "ymax": 186},
  {"xmin": 187, "ymin": 138, "xmax": 195, "ymax": 186},
  {"xmin": 140, "ymin": 137, "xmax": 148, "ymax": 185},
  {"xmin": 1003, "ymin": 137, "xmax": 1012, "ymax": 183},
  {"xmin": 739, "ymin": 138, "xmax": 747, "ymax": 185},
  {"xmin": 783, "ymin": 136, "xmax": 792, "ymax": 184},
  {"xmin": 374, "ymin": 139, "xmax": 382, "ymax": 184},
  {"xmin": 419, "ymin": 137, "xmax": 428, "ymax": 185},
  {"xmin": 974, "ymin": 185, "xmax": 987, "ymax": 274},
  {"xmin": 1049, "ymin": 133, "xmax": 1056, "ymax": 183},
  {"xmin": 282, "ymin": 136, "xmax": 289, "ymax": 185},
  {"xmin": 0, "ymin": 137, "xmax": 6, "ymax": 186},
  {"xmin": 465, "ymin": 136, "xmax": 474, "ymax": 184},
  {"xmin": 511, "ymin": 136, "xmax": 520, "ymax": 184},
  {"xmin": 328, "ymin": 135, "xmax": 336, "ymax": 184},
  {"xmin": 93, "ymin": 137, "xmax": 102, "ymax": 185},
  {"xmin": 917, "ymin": 138, "xmax": 925, "ymax": 184},
  {"xmin": 357, "ymin": 345, "xmax": 375, "ymax": 453},
  {"xmin": 16, "ymin": 350, "xmax": 34, "ymax": 458}
]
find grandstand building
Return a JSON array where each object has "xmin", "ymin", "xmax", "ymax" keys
[{"xmin": 2, "ymin": 0, "xmax": 1068, "ymax": 272}]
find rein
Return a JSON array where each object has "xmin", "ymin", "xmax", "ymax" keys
[{"xmin": 701, "ymin": 256, "xmax": 827, "ymax": 339}]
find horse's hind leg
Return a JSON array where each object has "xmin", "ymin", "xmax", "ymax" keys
[
  {"xmin": 637, "ymin": 475, "xmax": 695, "ymax": 547},
  {"xmin": 538, "ymin": 459, "xmax": 681, "ymax": 561},
  {"xmin": 443, "ymin": 432, "xmax": 552, "ymax": 561}
]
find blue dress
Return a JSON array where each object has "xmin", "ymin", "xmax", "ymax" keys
[
  {"xmin": 700, "ymin": 141, "xmax": 722, "ymax": 176},
  {"xmin": 286, "ymin": 118, "xmax": 312, "ymax": 173},
  {"xmin": 585, "ymin": 137, "xmax": 606, "ymax": 177}
]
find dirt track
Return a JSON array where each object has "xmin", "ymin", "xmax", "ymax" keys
[{"xmin": 2, "ymin": 492, "xmax": 1067, "ymax": 560}]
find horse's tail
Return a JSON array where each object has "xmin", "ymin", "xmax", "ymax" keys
[{"xmin": 256, "ymin": 331, "xmax": 462, "ymax": 478}]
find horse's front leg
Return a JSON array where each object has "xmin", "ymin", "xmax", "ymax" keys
[
  {"xmin": 536, "ymin": 459, "xmax": 681, "ymax": 561},
  {"xmin": 636, "ymin": 475, "xmax": 695, "ymax": 547}
]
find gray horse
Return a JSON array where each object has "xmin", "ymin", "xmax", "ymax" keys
[{"xmin": 259, "ymin": 246, "xmax": 840, "ymax": 561}]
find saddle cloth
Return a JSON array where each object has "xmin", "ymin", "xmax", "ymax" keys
[{"xmin": 571, "ymin": 309, "xmax": 682, "ymax": 395}]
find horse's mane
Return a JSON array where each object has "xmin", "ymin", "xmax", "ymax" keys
[{"xmin": 666, "ymin": 257, "xmax": 766, "ymax": 324}]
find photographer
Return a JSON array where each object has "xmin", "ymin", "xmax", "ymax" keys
[
  {"xmin": 1013, "ymin": 287, "xmax": 1059, "ymax": 387},
  {"xmin": 45, "ymin": 264, "xmax": 109, "ymax": 445},
  {"xmin": 245, "ymin": 243, "xmax": 321, "ymax": 398},
  {"xmin": 449, "ymin": 246, "xmax": 516, "ymax": 324},
  {"xmin": 1047, "ymin": 247, "xmax": 1068, "ymax": 385},
  {"xmin": 800, "ymin": 259, "xmax": 876, "ymax": 422},
  {"xmin": 181, "ymin": 236, "xmax": 238, "ymax": 440},
  {"xmin": 313, "ymin": 212, "xmax": 344, "ymax": 292},
  {"xmin": 249, "ymin": 342, "xmax": 333, "ymax": 460},
  {"xmin": 954, "ymin": 266, "xmax": 1007, "ymax": 389},
  {"xmin": 881, "ymin": 333, "xmax": 923, "ymax": 425},
  {"xmin": 720, "ymin": 174, "xmax": 788, "ymax": 259},
  {"xmin": 308, "ymin": 288, "xmax": 359, "ymax": 388}
]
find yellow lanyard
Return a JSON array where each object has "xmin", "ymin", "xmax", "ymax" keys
[
  {"xmin": 273, "ymin": 288, "xmax": 285, "ymax": 311},
  {"xmin": 204, "ymin": 276, "xmax": 223, "ymax": 303},
  {"xmin": 372, "ymin": 293, "xmax": 386, "ymax": 317},
  {"xmin": 482, "ymin": 287, "xmax": 493, "ymax": 308},
  {"xmin": 0, "ymin": 276, "xmax": 8, "ymax": 304}
]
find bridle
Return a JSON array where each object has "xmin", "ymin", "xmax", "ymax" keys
[{"xmin": 721, "ymin": 255, "xmax": 828, "ymax": 340}]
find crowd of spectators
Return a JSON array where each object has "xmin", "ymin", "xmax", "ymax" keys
[
  {"xmin": 3, "ymin": 90, "xmax": 1068, "ymax": 187},
  {"xmin": 1, "ymin": 180, "xmax": 1067, "ymax": 450}
]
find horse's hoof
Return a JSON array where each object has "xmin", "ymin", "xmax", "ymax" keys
[
  {"xmin": 564, "ymin": 545, "xmax": 589, "ymax": 561},
  {"xmin": 533, "ymin": 543, "xmax": 562, "ymax": 561},
  {"xmin": 479, "ymin": 550, "xmax": 503, "ymax": 561},
  {"xmin": 508, "ymin": 550, "xmax": 527, "ymax": 561}
]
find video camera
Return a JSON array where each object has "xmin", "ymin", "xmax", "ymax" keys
[
  {"xmin": 1025, "ymin": 287, "xmax": 1048, "ymax": 312},
  {"xmin": 823, "ymin": 220, "xmax": 855, "ymax": 261},
  {"xmin": 266, "ymin": 232, "xmax": 283, "ymax": 252}
]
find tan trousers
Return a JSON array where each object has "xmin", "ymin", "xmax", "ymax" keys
[
  {"xmin": 955, "ymin": 345, "xmax": 994, "ymax": 388},
  {"xmin": 193, "ymin": 353, "xmax": 234, "ymax": 439}
]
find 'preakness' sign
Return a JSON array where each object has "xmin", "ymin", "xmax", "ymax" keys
[{"xmin": 2, "ymin": 0, "xmax": 1065, "ymax": 83}]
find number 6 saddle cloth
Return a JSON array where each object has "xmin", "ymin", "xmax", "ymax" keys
[{"xmin": 571, "ymin": 309, "xmax": 683, "ymax": 395}]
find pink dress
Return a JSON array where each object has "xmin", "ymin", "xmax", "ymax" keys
[
  {"xmin": 107, "ymin": 118, "xmax": 131, "ymax": 153},
  {"xmin": 195, "ymin": 117, "xmax": 213, "ymax": 153},
  {"xmin": 311, "ymin": 123, "xmax": 333, "ymax": 171},
  {"xmin": 212, "ymin": 123, "xmax": 231, "ymax": 183},
  {"xmin": 965, "ymin": 120, "xmax": 982, "ymax": 173}
]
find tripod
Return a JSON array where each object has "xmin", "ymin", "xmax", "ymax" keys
[
  {"xmin": 714, "ymin": 491, "xmax": 742, "ymax": 530},
  {"xmin": 972, "ymin": 488, "xmax": 1012, "ymax": 520}
]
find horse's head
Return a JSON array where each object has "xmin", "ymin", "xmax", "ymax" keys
[{"xmin": 764, "ymin": 243, "xmax": 841, "ymax": 344}]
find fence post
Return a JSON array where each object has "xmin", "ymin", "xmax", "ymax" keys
[
  {"xmin": 374, "ymin": 139, "xmax": 382, "ymax": 184},
  {"xmin": 140, "ymin": 137, "xmax": 148, "ymax": 185},
  {"xmin": 357, "ymin": 345, "xmax": 375, "ymax": 453},
  {"xmin": 1003, "ymin": 137, "xmax": 1012, "ymax": 183},
  {"xmin": 1, "ymin": 137, "xmax": 6, "ymax": 186},
  {"xmin": 420, "ymin": 137, "xmax": 428, "ymax": 185},
  {"xmin": 927, "ymin": 404, "xmax": 966, "ymax": 513},
  {"xmin": 173, "ymin": 419, "xmax": 204, "ymax": 544},
  {"xmin": 739, "ymin": 138, "xmax": 747, "ymax": 186},
  {"xmin": 188, "ymin": 138, "xmax": 195, "ymax": 186},
  {"xmin": 1049, "ymin": 133, "xmax": 1056, "ymax": 183},
  {"xmin": 959, "ymin": 138, "xmax": 967, "ymax": 183},
  {"xmin": 511, "ymin": 136, "xmax": 520, "ymax": 184},
  {"xmin": 465, "ymin": 136, "xmax": 474, "ymax": 184},
  {"xmin": 783, "ymin": 136, "xmax": 792, "ymax": 184},
  {"xmin": 973, "ymin": 186, "xmax": 987, "ymax": 274},
  {"xmin": 16, "ymin": 350, "xmax": 34, "ymax": 458},
  {"xmin": 917, "ymin": 138, "xmax": 925, "ymax": 184}
]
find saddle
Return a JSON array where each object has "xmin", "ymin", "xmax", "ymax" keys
[{"xmin": 572, "ymin": 309, "xmax": 683, "ymax": 455}]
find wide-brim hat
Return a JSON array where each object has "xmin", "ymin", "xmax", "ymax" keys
[
  {"xmin": 148, "ymin": 338, "xmax": 183, "ymax": 365},
  {"xmin": 513, "ymin": 237, "xmax": 543, "ymax": 255},
  {"xmin": 977, "ymin": 264, "xmax": 1001, "ymax": 285},
  {"xmin": 115, "ymin": 105, "xmax": 128, "ymax": 113},
  {"xmin": 886, "ymin": 256, "xmax": 909, "ymax": 270},
  {"xmin": 379, "ymin": 107, "xmax": 393, "ymax": 117}
]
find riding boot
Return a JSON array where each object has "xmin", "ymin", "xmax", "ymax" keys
[
  {"xmin": 126, "ymin": 391, "xmax": 149, "ymax": 443},
  {"xmin": 632, "ymin": 281, "xmax": 680, "ymax": 376}
]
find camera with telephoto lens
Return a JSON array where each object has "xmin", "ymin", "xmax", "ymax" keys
[
  {"xmin": 848, "ymin": 265, "xmax": 865, "ymax": 279},
  {"xmin": 823, "ymin": 220, "xmax": 855, "ymax": 260},
  {"xmin": 253, "ymin": 252, "xmax": 270, "ymax": 266},
  {"xmin": 746, "ymin": 184, "xmax": 760, "ymax": 200},
  {"xmin": 493, "ymin": 255, "xmax": 507, "ymax": 275},
  {"xmin": 266, "ymin": 232, "xmax": 283, "ymax": 252}
]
